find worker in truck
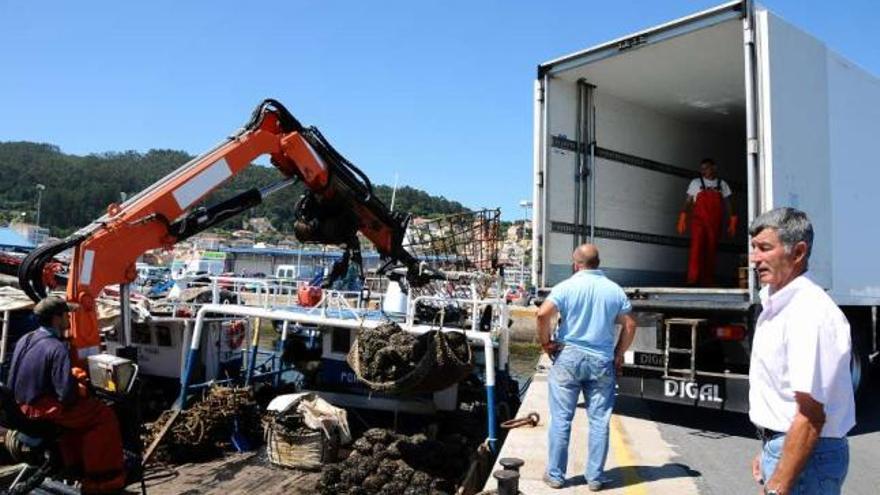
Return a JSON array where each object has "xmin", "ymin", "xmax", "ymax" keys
[
  {"xmin": 676, "ymin": 158, "xmax": 738, "ymax": 286},
  {"xmin": 537, "ymin": 244, "xmax": 637, "ymax": 491},
  {"xmin": 9, "ymin": 297, "xmax": 125, "ymax": 494},
  {"xmin": 748, "ymin": 208, "xmax": 854, "ymax": 495}
]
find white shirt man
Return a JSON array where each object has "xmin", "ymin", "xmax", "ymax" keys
[
  {"xmin": 748, "ymin": 207, "xmax": 853, "ymax": 495},
  {"xmin": 749, "ymin": 274, "xmax": 856, "ymax": 438}
]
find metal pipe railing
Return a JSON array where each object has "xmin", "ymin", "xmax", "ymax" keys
[
  {"xmin": 121, "ymin": 283, "xmax": 132, "ymax": 347},
  {"xmin": 0, "ymin": 310, "xmax": 10, "ymax": 381},
  {"xmin": 176, "ymin": 303, "xmax": 501, "ymax": 449}
]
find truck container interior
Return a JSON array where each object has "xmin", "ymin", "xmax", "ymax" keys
[{"xmin": 545, "ymin": 18, "xmax": 749, "ymax": 288}]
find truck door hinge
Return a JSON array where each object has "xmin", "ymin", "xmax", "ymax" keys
[
  {"xmin": 747, "ymin": 138, "xmax": 759, "ymax": 155},
  {"xmin": 537, "ymin": 171, "xmax": 544, "ymax": 188},
  {"xmin": 744, "ymin": 29, "xmax": 755, "ymax": 45}
]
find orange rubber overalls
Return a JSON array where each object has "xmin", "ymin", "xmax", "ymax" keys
[
  {"xmin": 21, "ymin": 396, "xmax": 126, "ymax": 493},
  {"xmin": 687, "ymin": 177, "xmax": 724, "ymax": 286}
]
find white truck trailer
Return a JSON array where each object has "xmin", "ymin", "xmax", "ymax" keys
[{"xmin": 533, "ymin": 0, "xmax": 879, "ymax": 411}]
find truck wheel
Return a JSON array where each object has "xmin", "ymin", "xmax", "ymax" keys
[{"xmin": 851, "ymin": 329, "xmax": 870, "ymax": 402}]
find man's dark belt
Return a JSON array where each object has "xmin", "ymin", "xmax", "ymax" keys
[{"xmin": 756, "ymin": 427, "xmax": 785, "ymax": 443}]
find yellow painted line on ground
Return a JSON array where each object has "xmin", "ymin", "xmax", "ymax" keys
[{"xmin": 611, "ymin": 415, "xmax": 648, "ymax": 495}]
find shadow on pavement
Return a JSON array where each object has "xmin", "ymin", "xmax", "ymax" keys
[
  {"xmin": 612, "ymin": 396, "xmax": 757, "ymax": 439},
  {"xmin": 564, "ymin": 463, "xmax": 701, "ymax": 488}
]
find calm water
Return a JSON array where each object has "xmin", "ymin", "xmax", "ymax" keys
[{"xmin": 508, "ymin": 342, "xmax": 541, "ymax": 395}]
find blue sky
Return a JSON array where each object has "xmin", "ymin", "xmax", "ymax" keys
[{"xmin": 1, "ymin": 1, "xmax": 877, "ymax": 219}]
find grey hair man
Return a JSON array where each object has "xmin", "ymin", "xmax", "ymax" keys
[{"xmin": 748, "ymin": 207, "xmax": 854, "ymax": 495}]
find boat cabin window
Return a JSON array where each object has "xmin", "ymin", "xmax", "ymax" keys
[
  {"xmin": 132, "ymin": 322, "xmax": 152, "ymax": 345},
  {"xmin": 156, "ymin": 325, "xmax": 173, "ymax": 347},
  {"xmin": 331, "ymin": 327, "xmax": 352, "ymax": 354}
]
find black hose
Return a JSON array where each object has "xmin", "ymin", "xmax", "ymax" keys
[
  {"xmin": 17, "ymin": 235, "xmax": 84, "ymax": 303},
  {"xmin": 245, "ymin": 99, "xmax": 373, "ymax": 201},
  {"xmin": 303, "ymin": 126, "xmax": 374, "ymax": 199},
  {"xmin": 244, "ymin": 99, "xmax": 303, "ymax": 134}
]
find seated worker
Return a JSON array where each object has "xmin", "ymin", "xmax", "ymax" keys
[{"xmin": 9, "ymin": 296, "xmax": 125, "ymax": 494}]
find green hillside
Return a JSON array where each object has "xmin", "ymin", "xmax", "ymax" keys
[{"xmin": 0, "ymin": 141, "xmax": 468, "ymax": 237}]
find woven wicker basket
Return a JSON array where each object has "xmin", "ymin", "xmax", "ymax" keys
[{"xmin": 265, "ymin": 421, "xmax": 338, "ymax": 470}]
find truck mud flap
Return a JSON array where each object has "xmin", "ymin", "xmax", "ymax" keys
[{"xmin": 617, "ymin": 367, "xmax": 749, "ymax": 413}]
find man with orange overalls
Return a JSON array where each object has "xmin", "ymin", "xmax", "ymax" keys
[
  {"xmin": 9, "ymin": 297, "xmax": 125, "ymax": 494},
  {"xmin": 676, "ymin": 158, "xmax": 737, "ymax": 286}
]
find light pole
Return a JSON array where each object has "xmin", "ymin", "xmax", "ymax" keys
[
  {"xmin": 518, "ymin": 200, "xmax": 533, "ymax": 287},
  {"xmin": 35, "ymin": 184, "xmax": 45, "ymax": 227},
  {"xmin": 390, "ymin": 172, "xmax": 399, "ymax": 212}
]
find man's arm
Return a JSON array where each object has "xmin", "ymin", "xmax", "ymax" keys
[
  {"xmin": 765, "ymin": 392, "xmax": 825, "ymax": 493},
  {"xmin": 682, "ymin": 195, "xmax": 694, "ymax": 212},
  {"xmin": 677, "ymin": 194, "xmax": 694, "ymax": 235},
  {"xmin": 614, "ymin": 313, "xmax": 637, "ymax": 372},
  {"xmin": 50, "ymin": 346, "xmax": 77, "ymax": 405},
  {"xmin": 536, "ymin": 300, "xmax": 562, "ymax": 356},
  {"xmin": 725, "ymin": 194, "xmax": 738, "ymax": 237}
]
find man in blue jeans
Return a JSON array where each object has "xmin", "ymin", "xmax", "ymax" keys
[
  {"xmin": 748, "ymin": 208, "xmax": 854, "ymax": 494},
  {"xmin": 537, "ymin": 244, "xmax": 636, "ymax": 491}
]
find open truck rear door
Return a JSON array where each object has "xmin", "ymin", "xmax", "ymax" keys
[{"xmin": 753, "ymin": 8, "xmax": 834, "ymax": 287}]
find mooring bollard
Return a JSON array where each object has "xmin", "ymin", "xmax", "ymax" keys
[
  {"xmin": 493, "ymin": 469, "xmax": 520, "ymax": 495},
  {"xmin": 499, "ymin": 457, "xmax": 524, "ymax": 473}
]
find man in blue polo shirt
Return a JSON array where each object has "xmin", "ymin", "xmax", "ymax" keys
[{"xmin": 537, "ymin": 244, "xmax": 636, "ymax": 491}]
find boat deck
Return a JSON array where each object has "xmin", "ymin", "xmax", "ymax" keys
[
  {"xmin": 139, "ymin": 452, "xmax": 319, "ymax": 494},
  {"xmin": 0, "ymin": 452, "xmax": 320, "ymax": 495}
]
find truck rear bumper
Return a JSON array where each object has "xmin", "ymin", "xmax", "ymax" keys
[{"xmin": 617, "ymin": 365, "xmax": 750, "ymax": 413}]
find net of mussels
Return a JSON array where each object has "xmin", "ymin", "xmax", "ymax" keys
[{"xmin": 319, "ymin": 428, "xmax": 472, "ymax": 495}]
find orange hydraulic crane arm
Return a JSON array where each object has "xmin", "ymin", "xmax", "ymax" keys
[{"xmin": 18, "ymin": 99, "xmax": 419, "ymax": 361}]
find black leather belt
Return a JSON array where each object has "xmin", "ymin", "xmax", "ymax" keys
[{"xmin": 756, "ymin": 427, "xmax": 785, "ymax": 443}]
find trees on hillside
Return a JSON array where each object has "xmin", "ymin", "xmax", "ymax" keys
[{"xmin": 0, "ymin": 142, "xmax": 468, "ymax": 237}]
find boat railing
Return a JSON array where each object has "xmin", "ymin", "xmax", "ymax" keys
[
  {"xmin": 405, "ymin": 294, "xmax": 510, "ymax": 370},
  {"xmin": 208, "ymin": 276, "xmax": 304, "ymax": 308},
  {"xmin": 176, "ymin": 302, "xmax": 508, "ymax": 450}
]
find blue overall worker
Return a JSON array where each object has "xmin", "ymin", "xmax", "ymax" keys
[{"xmin": 9, "ymin": 296, "xmax": 125, "ymax": 494}]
